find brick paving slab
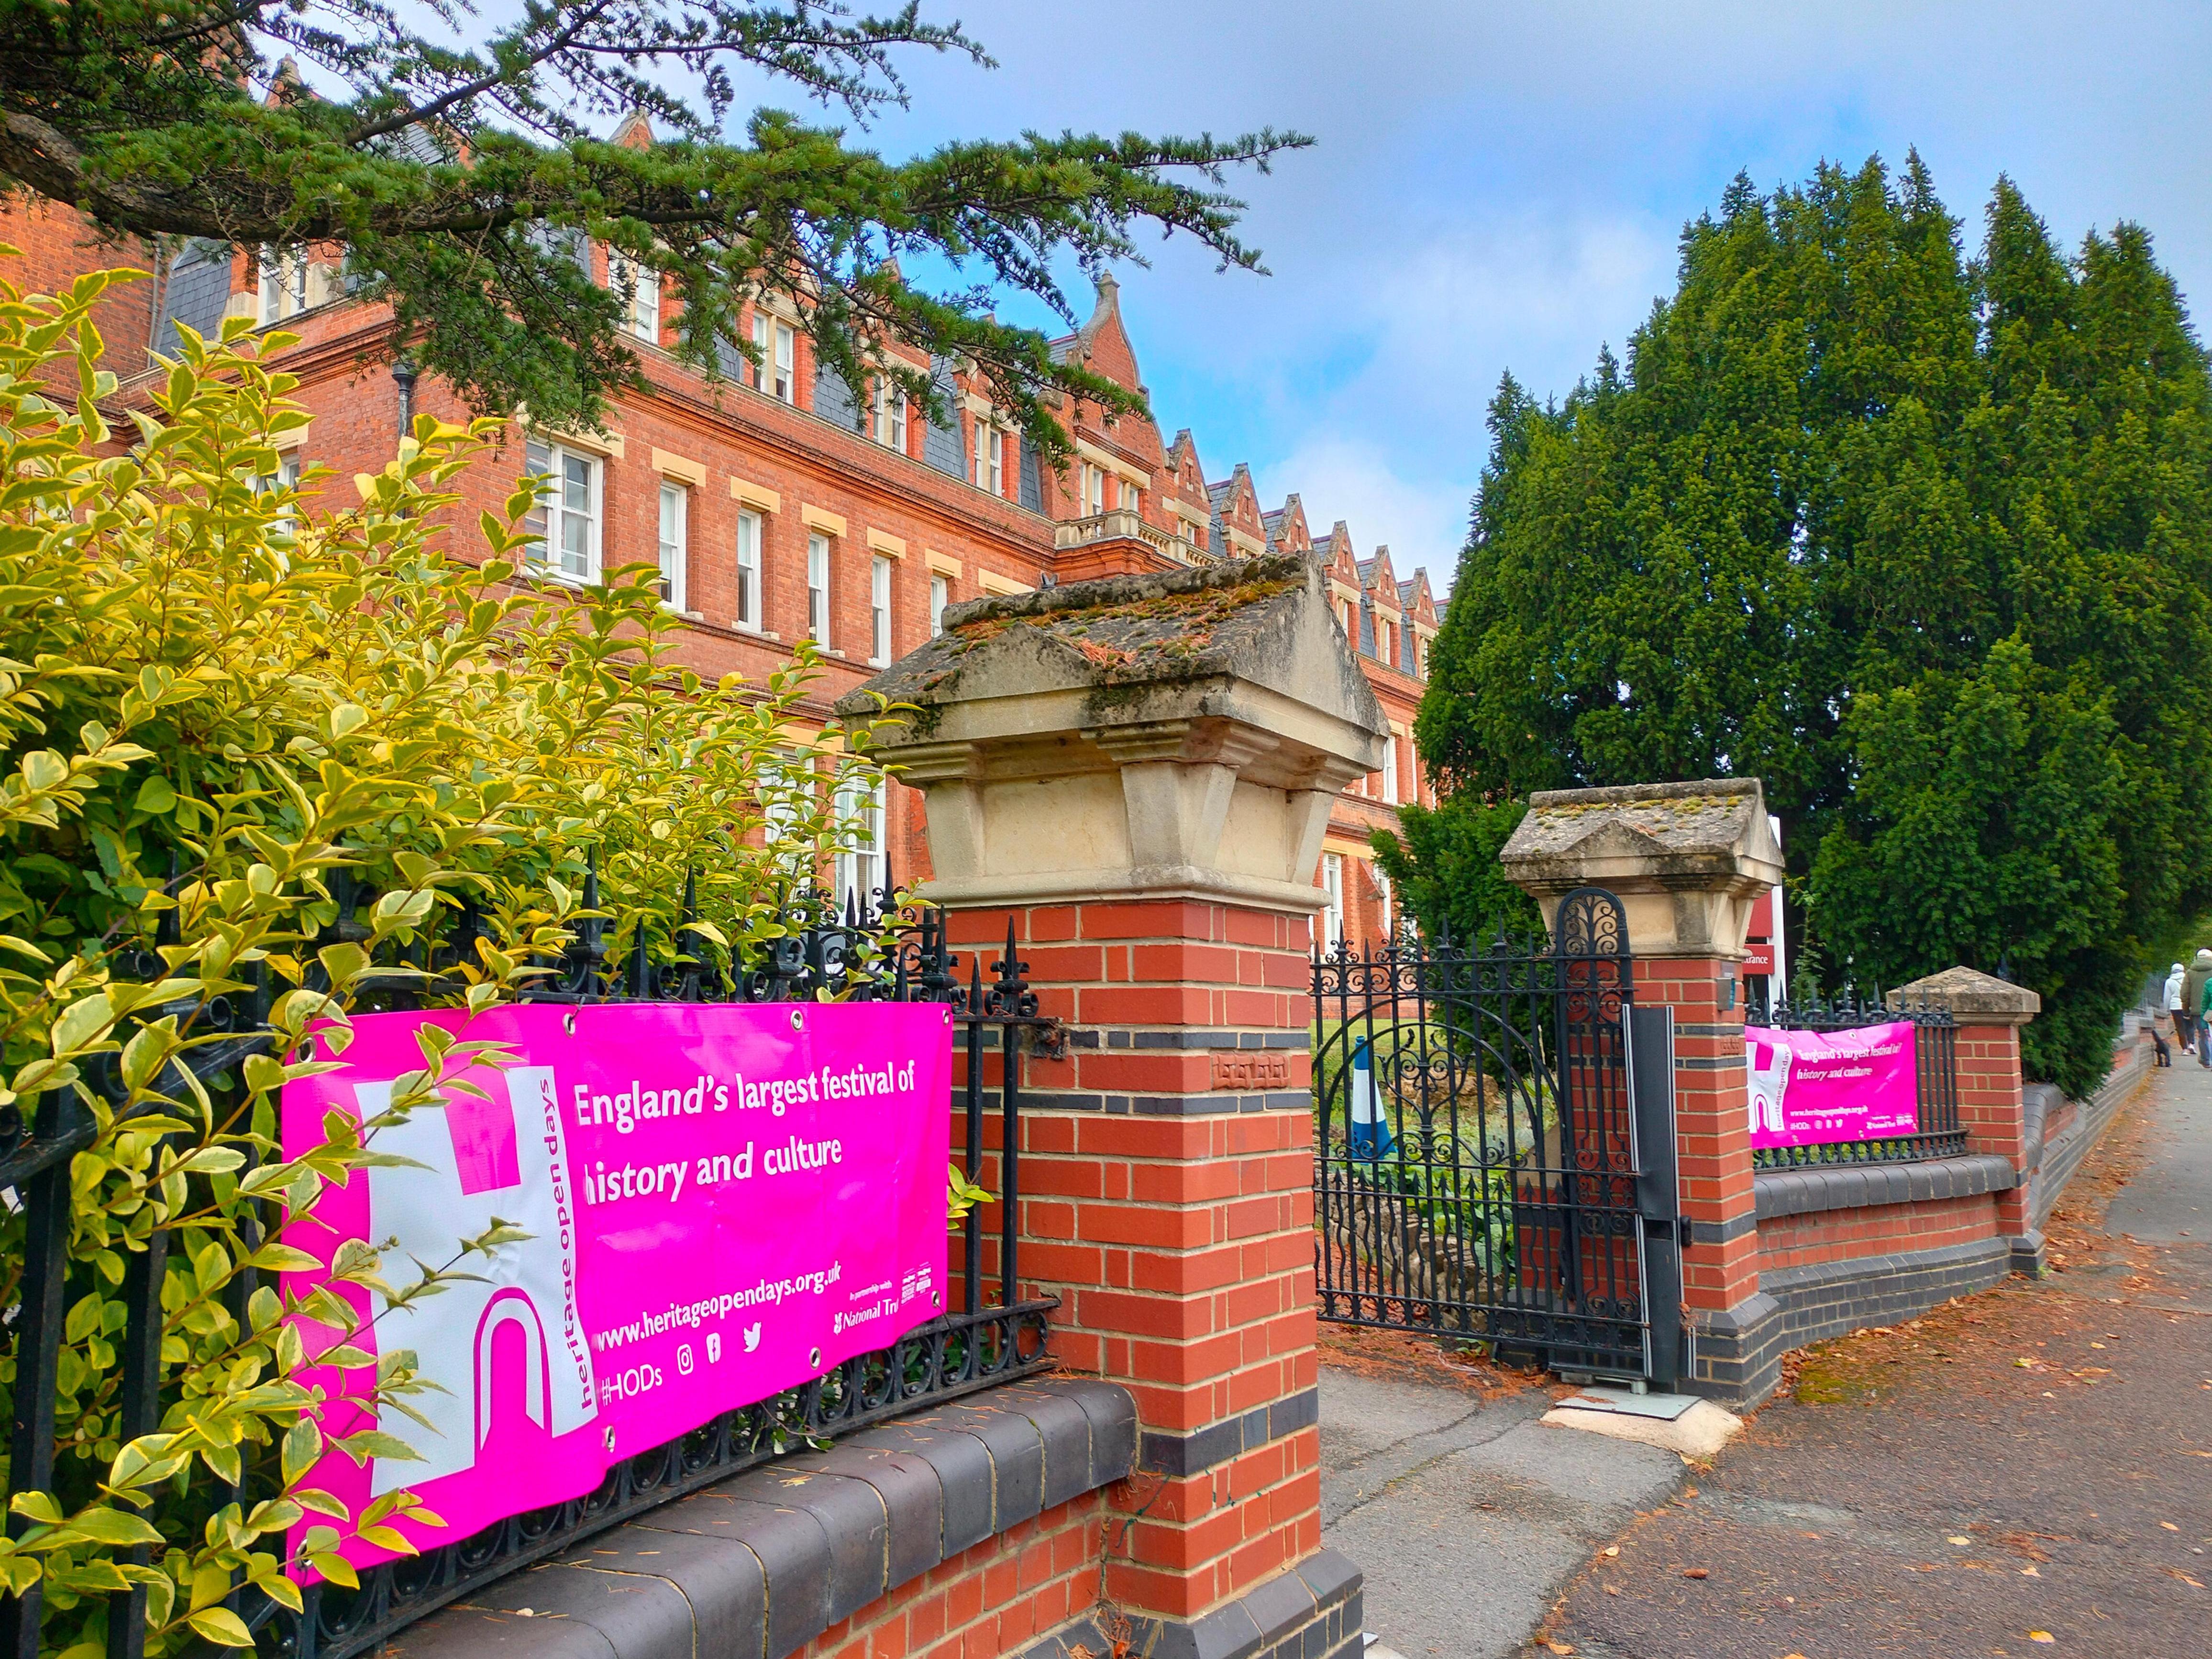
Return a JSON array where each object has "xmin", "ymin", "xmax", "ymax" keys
[{"xmin": 1538, "ymin": 1059, "xmax": 2210, "ymax": 1659}]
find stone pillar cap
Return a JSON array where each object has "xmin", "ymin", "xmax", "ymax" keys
[
  {"xmin": 835, "ymin": 553, "xmax": 1385, "ymax": 767},
  {"xmin": 834, "ymin": 554, "xmax": 1387, "ymax": 914},
  {"xmin": 1496, "ymin": 777, "xmax": 1783, "ymax": 959},
  {"xmin": 1887, "ymin": 966, "xmax": 2040, "ymax": 1026}
]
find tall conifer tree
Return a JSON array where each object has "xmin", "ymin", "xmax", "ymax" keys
[{"xmin": 1405, "ymin": 155, "xmax": 2212, "ymax": 1096}]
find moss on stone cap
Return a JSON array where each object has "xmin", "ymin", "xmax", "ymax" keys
[{"xmin": 833, "ymin": 553, "xmax": 1321, "ymax": 717}]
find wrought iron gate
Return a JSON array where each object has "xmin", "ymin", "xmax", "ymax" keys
[{"xmin": 1312, "ymin": 887, "xmax": 1682, "ymax": 1384}]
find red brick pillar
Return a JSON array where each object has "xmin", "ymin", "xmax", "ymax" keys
[
  {"xmin": 1636, "ymin": 954, "xmax": 1764, "ymax": 1359},
  {"xmin": 945, "ymin": 897, "xmax": 1328, "ymax": 1626},
  {"xmin": 1500, "ymin": 779, "xmax": 1784, "ymax": 1404},
  {"xmin": 844, "ymin": 557, "xmax": 1382, "ymax": 1657},
  {"xmin": 1891, "ymin": 968, "xmax": 2043, "ymax": 1272}
]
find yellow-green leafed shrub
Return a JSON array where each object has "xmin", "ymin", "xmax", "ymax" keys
[{"xmin": 0, "ymin": 264, "xmax": 896, "ymax": 1655}]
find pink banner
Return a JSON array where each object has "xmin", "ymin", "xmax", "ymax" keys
[
  {"xmin": 281, "ymin": 1001, "xmax": 952, "ymax": 1572},
  {"xmin": 1744, "ymin": 1020, "xmax": 1919, "ymax": 1150}
]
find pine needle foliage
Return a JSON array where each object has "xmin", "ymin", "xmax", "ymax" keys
[{"xmin": 0, "ymin": 1, "xmax": 1307, "ymax": 455}]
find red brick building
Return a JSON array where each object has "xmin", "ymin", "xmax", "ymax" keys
[{"xmin": 8, "ymin": 198, "xmax": 1438, "ymax": 950}]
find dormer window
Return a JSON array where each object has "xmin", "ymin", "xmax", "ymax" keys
[{"xmin": 608, "ymin": 252, "xmax": 659, "ymax": 343}]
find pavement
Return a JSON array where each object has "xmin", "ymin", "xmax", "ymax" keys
[
  {"xmin": 1317, "ymin": 1044, "xmax": 2209, "ymax": 1659},
  {"xmin": 1536, "ymin": 1051, "xmax": 2210, "ymax": 1659},
  {"xmin": 1317, "ymin": 1356, "xmax": 1690, "ymax": 1659}
]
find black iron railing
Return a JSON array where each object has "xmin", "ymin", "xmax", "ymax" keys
[
  {"xmin": 0, "ymin": 864, "xmax": 1058, "ymax": 1659},
  {"xmin": 1745, "ymin": 985, "xmax": 1963, "ymax": 1170},
  {"xmin": 1310, "ymin": 891, "xmax": 1654, "ymax": 1377}
]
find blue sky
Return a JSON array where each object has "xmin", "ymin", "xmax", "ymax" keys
[{"xmin": 805, "ymin": 1, "xmax": 2212, "ymax": 585}]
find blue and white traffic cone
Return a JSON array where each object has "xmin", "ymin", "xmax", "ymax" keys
[{"xmin": 1347, "ymin": 1040, "xmax": 1397, "ymax": 1161}]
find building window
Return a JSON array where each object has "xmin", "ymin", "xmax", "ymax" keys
[
  {"xmin": 1382, "ymin": 737, "xmax": 1399, "ymax": 805},
  {"xmin": 256, "ymin": 452, "xmax": 302, "ymax": 538},
  {"xmin": 929, "ymin": 573, "xmax": 949, "ymax": 636},
  {"xmin": 760, "ymin": 752, "xmax": 807, "ymax": 862},
  {"xmin": 874, "ymin": 381, "xmax": 907, "ymax": 451},
  {"xmin": 806, "ymin": 532, "xmax": 830, "ymax": 644},
  {"xmin": 735, "ymin": 509, "xmax": 763, "ymax": 631},
  {"xmin": 656, "ymin": 480, "xmax": 688, "ymax": 608},
  {"xmin": 833, "ymin": 776, "xmax": 888, "ymax": 913},
  {"xmin": 1084, "ymin": 464, "xmax": 1105, "ymax": 518},
  {"xmin": 609, "ymin": 252, "xmax": 659, "ymax": 343},
  {"xmin": 258, "ymin": 248, "xmax": 308, "ymax": 324},
  {"xmin": 1378, "ymin": 618, "xmax": 1394, "ymax": 669},
  {"xmin": 753, "ymin": 313, "xmax": 795, "ymax": 401},
  {"xmin": 521, "ymin": 439, "xmax": 600, "ymax": 584},
  {"xmin": 870, "ymin": 554, "xmax": 892, "ymax": 666},
  {"xmin": 1321, "ymin": 853, "xmax": 1344, "ymax": 950},
  {"xmin": 987, "ymin": 428, "xmax": 1005, "ymax": 497}
]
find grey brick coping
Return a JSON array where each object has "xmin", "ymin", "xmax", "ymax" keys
[
  {"xmin": 1018, "ymin": 1548, "xmax": 1363, "ymax": 1659},
  {"xmin": 389, "ymin": 1377, "xmax": 1138, "ymax": 1659},
  {"xmin": 1752, "ymin": 1153, "xmax": 2017, "ymax": 1221},
  {"xmin": 1139, "ymin": 1386, "xmax": 1317, "ymax": 1477}
]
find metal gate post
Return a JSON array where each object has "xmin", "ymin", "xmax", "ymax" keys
[{"xmin": 1629, "ymin": 1005, "xmax": 1685, "ymax": 1389}]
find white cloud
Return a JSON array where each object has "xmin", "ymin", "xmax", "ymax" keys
[
  {"xmin": 1253, "ymin": 435, "xmax": 1469, "ymax": 586},
  {"xmin": 1235, "ymin": 212, "xmax": 1673, "ymax": 584}
]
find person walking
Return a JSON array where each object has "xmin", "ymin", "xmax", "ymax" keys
[
  {"xmin": 2168, "ymin": 960, "xmax": 2191, "ymax": 1054},
  {"xmin": 2189, "ymin": 949, "xmax": 2212, "ymax": 1070}
]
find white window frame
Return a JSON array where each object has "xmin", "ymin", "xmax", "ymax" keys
[
  {"xmin": 929, "ymin": 573, "xmax": 950, "ymax": 637},
  {"xmin": 1321, "ymin": 853, "xmax": 1345, "ymax": 950},
  {"xmin": 258, "ymin": 247, "xmax": 308, "ymax": 324},
  {"xmin": 806, "ymin": 531, "xmax": 830, "ymax": 644},
  {"xmin": 609, "ymin": 251, "xmax": 659, "ymax": 343},
  {"xmin": 869, "ymin": 553, "xmax": 893, "ymax": 666},
  {"xmin": 1382, "ymin": 737, "xmax": 1399, "ymax": 805},
  {"xmin": 833, "ymin": 775, "xmax": 889, "ymax": 913},
  {"xmin": 1084, "ymin": 464, "xmax": 1105, "ymax": 518},
  {"xmin": 734, "ymin": 509, "xmax": 763, "ymax": 632},
  {"xmin": 774, "ymin": 321, "xmax": 795, "ymax": 402},
  {"xmin": 874, "ymin": 381, "xmax": 908, "ymax": 452},
  {"xmin": 522, "ymin": 438, "xmax": 602, "ymax": 585},
  {"xmin": 754, "ymin": 313, "xmax": 794, "ymax": 401},
  {"xmin": 657, "ymin": 480, "xmax": 688, "ymax": 609},
  {"xmin": 987, "ymin": 427, "xmax": 1005, "ymax": 497},
  {"xmin": 760, "ymin": 752, "xmax": 807, "ymax": 863},
  {"xmin": 256, "ymin": 452, "xmax": 303, "ymax": 539}
]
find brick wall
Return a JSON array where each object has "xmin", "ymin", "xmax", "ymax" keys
[
  {"xmin": 802, "ymin": 1493, "xmax": 1108, "ymax": 1659},
  {"xmin": 0, "ymin": 200, "xmax": 158, "ymax": 390},
  {"xmin": 1757, "ymin": 1193, "xmax": 2002, "ymax": 1274}
]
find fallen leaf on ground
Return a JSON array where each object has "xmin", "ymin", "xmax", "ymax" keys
[
  {"xmin": 2162, "ymin": 1522, "xmax": 2180, "ymax": 1531},
  {"xmin": 1604, "ymin": 1585, "xmax": 1620, "ymax": 1596},
  {"xmin": 2022, "ymin": 1567, "xmax": 2040, "ymax": 1577},
  {"xmin": 1683, "ymin": 1567, "xmax": 1709, "ymax": 1579},
  {"xmin": 1545, "ymin": 1644, "xmax": 1574, "ymax": 1655},
  {"xmin": 1602, "ymin": 1545, "xmax": 1620, "ymax": 1557},
  {"xmin": 2169, "ymin": 1570, "xmax": 2205, "ymax": 1589},
  {"xmin": 2030, "ymin": 1633, "xmax": 2056, "ymax": 1644},
  {"xmin": 1949, "ymin": 1536, "xmax": 1972, "ymax": 1546}
]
